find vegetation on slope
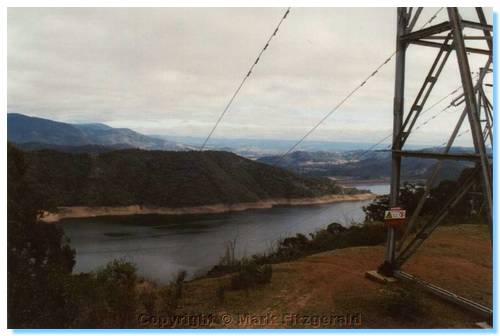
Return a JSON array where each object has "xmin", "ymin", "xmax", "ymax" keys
[
  {"xmin": 363, "ymin": 168, "xmax": 487, "ymax": 224},
  {"xmin": 258, "ymin": 149, "xmax": 474, "ymax": 183},
  {"xmin": 17, "ymin": 145, "xmax": 359, "ymax": 208}
]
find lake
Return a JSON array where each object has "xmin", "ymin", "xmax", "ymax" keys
[{"xmin": 59, "ymin": 184, "xmax": 389, "ymax": 282}]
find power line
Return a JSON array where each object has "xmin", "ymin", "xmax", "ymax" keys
[
  {"xmin": 361, "ymin": 90, "xmax": 468, "ymax": 157},
  {"xmin": 271, "ymin": 51, "xmax": 395, "ymax": 166},
  {"xmin": 351, "ymin": 83, "xmax": 463, "ymax": 160},
  {"xmin": 200, "ymin": 7, "xmax": 291, "ymax": 150},
  {"xmin": 439, "ymin": 128, "xmax": 470, "ymax": 147},
  {"xmin": 420, "ymin": 7, "xmax": 444, "ymax": 29},
  {"xmin": 271, "ymin": 8, "xmax": 444, "ymax": 166}
]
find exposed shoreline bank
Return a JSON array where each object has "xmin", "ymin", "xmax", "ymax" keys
[{"xmin": 40, "ymin": 193, "xmax": 376, "ymax": 223}]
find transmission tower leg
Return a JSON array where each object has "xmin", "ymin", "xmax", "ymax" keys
[
  {"xmin": 379, "ymin": 7, "xmax": 408, "ymax": 276},
  {"xmin": 448, "ymin": 8, "xmax": 493, "ymax": 240}
]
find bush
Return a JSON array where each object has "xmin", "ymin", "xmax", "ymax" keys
[
  {"xmin": 68, "ymin": 259, "xmax": 139, "ymax": 328},
  {"xmin": 272, "ymin": 233, "xmax": 310, "ymax": 261},
  {"xmin": 381, "ymin": 285, "xmax": 425, "ymax": 321},
  {"xmin": 94, "ymin": 260, "xmax": 138, "ymax": 328},
  {"xmin": 327, "ymin": 222, "xmax": 386, "ymax": 249},
  {"xmin": 230, "ymin": 259, "xmax": 273, "ymax": 290},
  {"xmin": 158, "ymin": 269, "xmax": 187, "ymax": 315},
  {"xmin": 326, "ymin": 222, "xmax": 346, "ymax": 235},
  {"xmin": 206, "ymin": 239, "xmax": 240, "ymax": 277}
]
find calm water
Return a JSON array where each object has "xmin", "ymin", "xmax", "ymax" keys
[
  {"xmin": 59, "ymin": 184, "xmax": 389, "ymax": 282},
  {"xmin": 355, "ymin": 184, "xmax": 390, "ymax": 195}
]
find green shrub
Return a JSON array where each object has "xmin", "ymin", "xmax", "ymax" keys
[
  {"xmin": 326, "ymin": 222, "xmax": 346, "ymax": 235},
  {"xmin": 94, "ymin": 260, "xmax": 138, "ymax": 328},
  {"xmin": 328, "ymin": 222, "xmax": 386, "ymax": 249},
  {"xmin": 273, "ymin": 233, "xmax": 310, "ymax": 261},
  {"xmin": 69, "ymin": 259, "xmax": 139, "ymax": 328},
  {"xmin": 381, "ymin": 285, "xmax": 425, "ymax": 321},
  {"xmin": 230, "ymin": 259, "xmax": 273, "ymax": 290}
]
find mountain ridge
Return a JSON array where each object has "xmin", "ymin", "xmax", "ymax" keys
[
  {"xmin": 12, "ymin": 145, "xmax": 367, "ymax": 211},
  {"xmin": 258, "ymin": 149, "xmax": 475, "ymax": 184},
  {"xmin": 7, "ymin": 113, "xmax": 189, "ymax": 150}
]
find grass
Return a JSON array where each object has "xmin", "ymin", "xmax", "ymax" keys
[{"xmin": 167, "ymin": 224, "xmax": 491, "ymax": 329}]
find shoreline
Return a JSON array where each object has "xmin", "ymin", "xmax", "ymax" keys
[{"xmin": 40, "ymin": 193, "xmax": 376, "ymax": 223}]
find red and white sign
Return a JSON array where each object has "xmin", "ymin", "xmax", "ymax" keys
[{"xmin": 384, "ymin": 207, "xmax": 406, "ymax": 228}]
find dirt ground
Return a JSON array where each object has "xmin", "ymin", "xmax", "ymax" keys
[{"xmin": 172, "ymin": 224, "xmax": 492, "ymax": 329}]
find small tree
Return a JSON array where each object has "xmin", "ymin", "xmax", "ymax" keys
[{"xmin": 95, "ymin": 260, "xmax": 138, "ymax": 328}]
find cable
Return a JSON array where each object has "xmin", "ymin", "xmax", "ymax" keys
[
  {"xmin": 438, "ymin": 128, "xmax": 470, "ymax": 147},
  {"xmin": 271, "ymin": 7, "xmax": 444, "ymax": 167},
  {"xmin": 419, "ymin": 7, "xmax": 444, "ymax": 30},
  {"xmin": 271, "ymin": 51, "xmax": 395, "ymax": 166},
  {"xmin": 350, "ymin": 69, "xmax": 481, "ymax": 160},
  {"xmin": 199, "ymin": 7, "xmax": 291, "ymax": 150}
]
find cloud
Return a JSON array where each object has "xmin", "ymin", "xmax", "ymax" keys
[{"xmin": 8, "ymin": 7, "xmax": 492, "ymax": 147}]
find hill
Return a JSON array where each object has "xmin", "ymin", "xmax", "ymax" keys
[
  {"xmin": 7, "ymin": 113, "xmax": 188, "ymax": 150},
  {"xmin": 258, "ymin": 150, "xmax": 474, "ymax": 184},
  {"xmin": 15, "ymin": 146, "xmax": 367, "ymax": 210},
  {"xmin": 154, "ymin": 136, "xmax": 387, "ymax": 158},
  {"xmin": 14, "ymin": 142, "xmax": 132, "ymax": 154},
  {"xmin": 171, "ymin": 224, "xmax": 491, "ymax": 328}
]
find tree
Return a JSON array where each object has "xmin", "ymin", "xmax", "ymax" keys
[
  {"xmin": 8, "ymin": 143, "xmax": 76, "ymax": 328},
  {"xmin": 363, "ymin": 171, "xmax": 485, "ymax": 224}
]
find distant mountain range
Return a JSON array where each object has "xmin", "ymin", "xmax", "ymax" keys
[
  {"xmin": 7, "ymin": 113, "xmax": 190, "ymax": 151},
  {"xmin": 7, "ymin": 113, "xmax": 476, "ymax": 186},
  {"xmin": 153, "ymin": 135, "xmax": 407, "ymax": 158},
  {"xmin": 8, "ymin": 113, "xmax": 428, "ymax": 158},
  {"xmin": 258, "ymin": 150, "xmax": 475, "ymax": 184}
]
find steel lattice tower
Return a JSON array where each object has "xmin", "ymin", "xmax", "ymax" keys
[{"xmin": 377, "ymin": 7, "xmax": 493, "ymax": 320}]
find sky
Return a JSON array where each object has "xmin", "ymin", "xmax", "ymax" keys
[{"xmin": 7, "ymin": 7, "xmax": 493, "ymax": 148}]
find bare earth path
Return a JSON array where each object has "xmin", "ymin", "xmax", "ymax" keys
[{"xmin": 174, "ymin": 224, "xmax": 491, "ymax": 329}]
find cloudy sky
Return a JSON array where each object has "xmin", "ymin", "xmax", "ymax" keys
[{"xmin": 8, "ymin": 7, "xmax": 492, "ymax": 147}]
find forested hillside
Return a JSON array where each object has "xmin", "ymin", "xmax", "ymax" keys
[{"xmin": 16, "ymin": 145, "xmax": 356, "ymax": 208}]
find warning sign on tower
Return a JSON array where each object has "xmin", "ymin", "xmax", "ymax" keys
[{"xmin": 384, "ymin": 207, "xmax": 406, "ymax": 228}]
